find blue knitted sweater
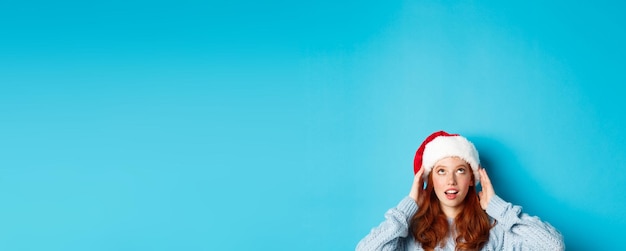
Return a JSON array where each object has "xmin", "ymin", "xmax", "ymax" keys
[{"xmin": 356, "ymin": 195, "xmax": 564, "ymax": 251}]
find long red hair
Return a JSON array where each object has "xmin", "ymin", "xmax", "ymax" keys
[{"xmin": 410, "ymin": 171, "xmax": 492, "ymax": 251}]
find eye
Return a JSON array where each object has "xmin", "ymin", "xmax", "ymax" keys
[
  {"xmin": 436, "ymin": 169, "xmax": 446, "ymax": 175},
  {"xmin": 456, "ymin": 168, "xmax": 466, "ymax": 174}
]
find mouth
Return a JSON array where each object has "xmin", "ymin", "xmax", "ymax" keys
[
  {"xmin": 444, "ymin": 189, "xmax": 459, "ymax": 200},
  {"xmin": 444, "ymin": 189, "xmax": 459, "ymax": 195}
]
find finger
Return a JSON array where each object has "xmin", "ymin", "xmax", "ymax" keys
[
  {"xmin": 482, "ymin": 168, "xmax": 491, "ymax": 182},
  {"xmin": 416, "ymin": 167, "xmax": 425, "ymax": 183},
  {"xmin": 479, "ymin": 168, "xmax": 492, "ymax": 186},
  {"xmin": 416, "ymin": 166, "xmax": 425, "ymax": 176},
  {"xmin": 411, "ymin": 168, "xmax": 425, "ymax": 191},
  {"xmin": 410, "ymin": 168, "xmax": 426, "ymax": 202},
  {"xmin": 479, "ymin": 168, "xmax": 495, "ymax": 195}
]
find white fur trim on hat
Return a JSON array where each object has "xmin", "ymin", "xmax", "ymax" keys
[{"xmin": 422, "ymin": 135, "xmax": 481, "ymax": 184}]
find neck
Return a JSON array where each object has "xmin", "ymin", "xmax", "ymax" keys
[{"xmin": 441, "ymin": 204, "xmax": 463, "ymax": 219}]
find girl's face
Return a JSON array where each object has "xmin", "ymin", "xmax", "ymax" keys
[{"xmin": 431, "ymin": 157, "xmax": 474, "ymax": 216}]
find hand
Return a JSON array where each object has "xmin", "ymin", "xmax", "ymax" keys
[
  {"xmin": 409, "ymin": 167, "xmax": 425, "ymax": 204},
  {"xmin": 478, "ymin": 167, "xmax": 495, "ymax": 210}
]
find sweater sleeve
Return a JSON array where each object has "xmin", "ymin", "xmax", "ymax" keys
[
  {"xmin": 355, "ymin": 197, "xmax": 418, "ymax": 251},
  {"xmin": 486, "ymin": 195, "xmax": 565, "ymax": 250}
]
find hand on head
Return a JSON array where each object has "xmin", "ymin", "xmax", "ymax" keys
[
  {"xmin": 409, "ymin": 167, "xmax": 425, "ymax": 204},
  {"xmin": 478, "ymin": 167, "xmax": 495, "ymax": 210}
]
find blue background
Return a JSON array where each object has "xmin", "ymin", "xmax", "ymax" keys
[{"xmin": 1, "ymin": 1, "xmax": 624, "ymax": 250}]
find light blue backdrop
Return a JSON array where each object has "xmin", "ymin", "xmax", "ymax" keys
[{"xmin": 1, "ymin": 1, "xmax": 624, "ymax": 250}]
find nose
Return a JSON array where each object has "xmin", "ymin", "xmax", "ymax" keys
[{"xmin": 447, "ymin": 173, "xmax": 457, "ymax": 185}]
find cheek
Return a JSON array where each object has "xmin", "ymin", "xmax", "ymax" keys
[
  {"xmin": 431, "ymin": 176, "xmax": 447, "ymax": 192},
  {"xmin": 458, "ymin": 175, "xmax": 473, "ymax": 188}
]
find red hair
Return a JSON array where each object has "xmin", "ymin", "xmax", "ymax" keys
[{"xmin": 410, "ymin": 171, "xmax": 492, "ymax": 251}]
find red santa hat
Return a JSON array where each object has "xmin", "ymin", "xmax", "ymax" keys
[{"xmin": 414, "ymin": 131, "xmax": 481, "ymax": 184}]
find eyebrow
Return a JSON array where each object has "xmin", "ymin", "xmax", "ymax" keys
[{"xmin": 434, "ymin": 164, "xmax": 468, "ymax": 169}]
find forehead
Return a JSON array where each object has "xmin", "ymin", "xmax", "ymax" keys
[{"xmin": 434, "ymin": 156, "xmax": 469, "ymax": 168}]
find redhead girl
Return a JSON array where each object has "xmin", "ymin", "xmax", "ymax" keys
[{"xmin": 356, "ymin": 131, "xmax": 564, "ymax": 251}]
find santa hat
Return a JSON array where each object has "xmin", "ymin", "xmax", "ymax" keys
[{"xmin": 414, "ymin": 131, "xmax": 481, "ymax": 184}]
